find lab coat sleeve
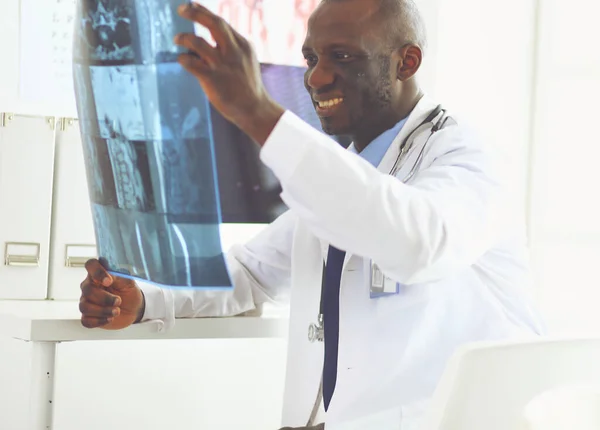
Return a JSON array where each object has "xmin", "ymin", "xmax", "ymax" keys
[
  {"xmin": 259, "ymin": 111, "xmax": 503, "ymax": 285},
  {"xmin": 139, "ymin": 210, "xmax": 297, "ymax": 331}
]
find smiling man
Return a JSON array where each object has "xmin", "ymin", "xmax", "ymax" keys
[
  {"xmin": 79, "ymin": 0, "xmax": 545, "ymax": 428},
  {"xmin": 302, "ymin": 0, "xmax": 425, "ymax": 152}
]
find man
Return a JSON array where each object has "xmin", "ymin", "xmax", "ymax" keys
[{"xmin": 79, "ymin": 0, "xmax": 545, "ymax": 428}]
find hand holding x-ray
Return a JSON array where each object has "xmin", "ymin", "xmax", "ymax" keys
[
  {"xmin": 79, "ymin": 259, "xmax": 144, "ymax": 330},
  {"xmin": 174, "ymin": 2, "xmax": 286, "ymax": 145}
]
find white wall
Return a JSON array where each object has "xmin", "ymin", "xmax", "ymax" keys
[
  {"xmin": 430, "ymin": 0, "xmax": 600, "ymax": 337},
  {"xmin": 431, "ymin": 0, "xmax": 538, "ymax": 215},
  {"xmin": 429, "ymin": 0, "xmax": 600, "ymax": 338},
  {"xmin": 527, "ymin": 0, "xmax": 600, "ymax": 335},
  {"xmin": 0, "ymin": 0, "xmax": 20, "ymax": 113}
]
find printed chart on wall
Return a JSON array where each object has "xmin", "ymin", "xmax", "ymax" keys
[
  {"xmin": 70, "ymin": 0, "xmax": 348, "ymax": 289},
  {"xmin": 19, "ymin": 0, "xmax": 78, "ymax": 116}
]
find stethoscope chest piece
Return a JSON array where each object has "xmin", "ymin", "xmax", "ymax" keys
[{"xmin": 308, "ymin": 314, "xmax": 324, "ymax": 343}]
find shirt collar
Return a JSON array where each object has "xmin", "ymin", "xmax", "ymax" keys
[{"xmin": 348, "ymin": 116, "xmax": 409, "ymax": 167}]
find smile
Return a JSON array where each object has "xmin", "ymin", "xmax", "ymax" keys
[
  {"xmin": 315, "ymin": 97, "xmax": 344, "ymax": 117},
  {"xmin": 317, "ymin": 98, "xmax": 344, "ymax": 108}
]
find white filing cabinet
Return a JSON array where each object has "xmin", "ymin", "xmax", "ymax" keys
[
  {"xmin": 48, "ymin": 118, "xmax": 97, "ymax": 300},
  {"xmin": 0, "ymin": 114, "xmax": 56, "ymax": 299}
]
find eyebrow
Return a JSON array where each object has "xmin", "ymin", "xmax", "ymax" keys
[
  {"xmin": 302, "ymin": 43, "xmax": 365, "ymax": 53},
  {"xmin": 328, "ymin": 43, "xmax": 363, "ymax": 51}
]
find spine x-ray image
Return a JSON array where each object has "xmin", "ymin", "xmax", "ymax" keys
[{"xmin": 72, "ymin": 0, "xmax": 351, "ymax": 289}]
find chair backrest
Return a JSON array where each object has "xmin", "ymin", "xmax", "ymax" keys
[
  {"xmin": 419, "ymin": 338, "xmax": 600, "ymax": 430},
  {"xmin": 521, "ymin": 384, "xmax": 600, "ymax": 430}
]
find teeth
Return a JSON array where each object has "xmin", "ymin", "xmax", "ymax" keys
[{"xmin": 318, "ymin": 98, "xmax": 344, "ymax": 108}]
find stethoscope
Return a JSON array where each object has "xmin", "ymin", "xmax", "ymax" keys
[
  {"xmin": 390, "ymin": 104, "xmax": 451, "ymax": 181},
  {"xmin": 307, "ymin": 104, "xmax": 453, "ymax": 344}
]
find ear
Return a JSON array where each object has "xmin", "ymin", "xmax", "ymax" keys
[{"xmin": 394, "ymin": 44, "xmax": 422, "ymax": 81}]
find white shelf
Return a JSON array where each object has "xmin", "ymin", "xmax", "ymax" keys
[{"xmin": 0, "ymin": 300, "xmax": 289, "ymax": 342}]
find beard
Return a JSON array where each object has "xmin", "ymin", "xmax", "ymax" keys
[
  {"xmin": 372, "ymin": 55, "xmax": 394, "ymax": 109},
  {"xmin": 319, "ymin": 56, "xmax": 395, "ymax": 139},
  {"xmin": 347, "ymin": 56, "xmax": 394, "ymax": 131}
]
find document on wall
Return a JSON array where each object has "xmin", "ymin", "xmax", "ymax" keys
[
  {"xmin": 19, "ymin": 0, "xmax": 78, "ymax": 116},
  {"xmin": 71, "ymin": 0, "xmax": 349, "ymax": 290}
]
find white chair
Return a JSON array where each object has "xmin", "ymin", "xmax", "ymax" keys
[
  {"xmin": 521, "ymin": 384, "xmax": 600, "ymax": 430},
  {"xmin": 419, "ymin": 337, "xmax": 600, "ymax": 430}
]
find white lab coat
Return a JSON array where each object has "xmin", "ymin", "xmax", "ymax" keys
[{"xmin": 140, "ymin": 96, "xmax": 545, "ymax": 429}]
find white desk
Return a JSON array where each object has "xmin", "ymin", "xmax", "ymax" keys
[{"xmin": 0, "ymin": 300, "xmax": 289, "ymax": 430}]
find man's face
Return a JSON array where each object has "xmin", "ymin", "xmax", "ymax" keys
[{"xmin": 302, "ymin": 0, "xmax": 395, "ymax": 139}]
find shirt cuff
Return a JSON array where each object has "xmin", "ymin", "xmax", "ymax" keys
[{"xmin": 138, "ymin": 282, "xmax": 175, "ymax": 332}]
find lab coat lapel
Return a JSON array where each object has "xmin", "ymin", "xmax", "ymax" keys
[{"xmin": 338, "ymin": 96, "xmax": 440, "ymax": 271}]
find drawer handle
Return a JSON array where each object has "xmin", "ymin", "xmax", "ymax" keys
[
  {"xmin": 4, "ymin": 242, "xmax": 40, "ymax": 267},
  {"xmin": 64, "ymin": 244, "xmax": 97, "ymax": 268}
]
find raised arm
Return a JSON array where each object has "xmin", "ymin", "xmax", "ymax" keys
[{"xmin": 260, "ymin": 113, "xmax": 503, "ymax": 285}]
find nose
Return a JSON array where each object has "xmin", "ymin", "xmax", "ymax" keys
[{"xmin": 305, "ymin": 60, "xmax": 335, "ymax": 91}]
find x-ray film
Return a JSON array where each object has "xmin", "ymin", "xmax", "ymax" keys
[{"xmin": 72, "ymin": 0, "xmax": 349, "ymax": 289}]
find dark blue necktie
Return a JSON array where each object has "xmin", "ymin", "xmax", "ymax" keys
[{"xmin": 322, "ymin": 245, "xmax": 346, "ymax": 411}]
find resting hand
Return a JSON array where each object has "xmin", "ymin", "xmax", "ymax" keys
[{"xmin": 79, "ymin": 258, "xmax": 145, "ymax": 330}]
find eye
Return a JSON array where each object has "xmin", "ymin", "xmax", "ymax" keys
[
  {"xmin": 304, "ymin": 54, "xmax": 318, "ymax": 67},
  {"xmin": 333, "ymin": 52, "xmax": 352, "ymax": 61}
]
